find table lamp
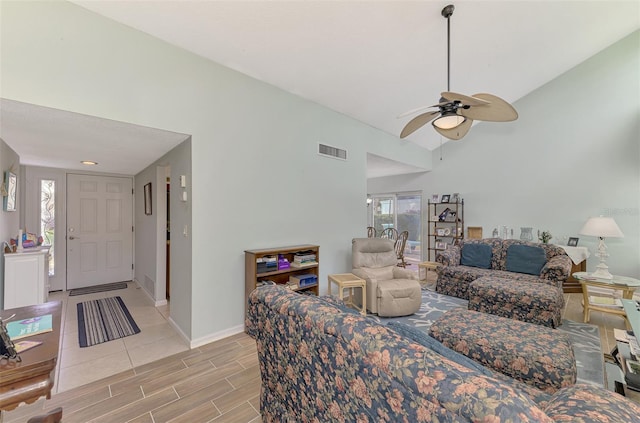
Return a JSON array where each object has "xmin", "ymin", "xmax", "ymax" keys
[{"xmin": 579, "ymin": 216, "xmax": 624, "ymax": 279}]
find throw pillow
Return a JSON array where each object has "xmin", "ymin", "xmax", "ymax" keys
[
  {"xmin": 387, "ymin": 321, "xmax": 493, "ymax": 376},
  {"xmin": 460, "ymin": 243, "xmax": 493, "ymax": 269},
  {"xmin": 505, "ymin": 245, "xmax": 547, "ymax": 275}
]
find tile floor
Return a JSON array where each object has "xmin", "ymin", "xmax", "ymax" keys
[{"xmin": 51, "ymin": 282, "xmax": 188, "ymax": 393}]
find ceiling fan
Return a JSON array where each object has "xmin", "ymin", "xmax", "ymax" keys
[{"xmin": 400, "ymin": 4, "xmax": 518, "ymax": 141}]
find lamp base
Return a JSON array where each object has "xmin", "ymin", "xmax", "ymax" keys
[{"xmin": 590, "ymin": 264, "xmax": 613, "ymax": 280}]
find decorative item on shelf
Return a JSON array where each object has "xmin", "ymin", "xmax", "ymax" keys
[
  {"xmin": 440, "ymin": 194, "xmax": 450, "ymax": 203},
  {"xmin": 520, "ymin": 227, "xmax": 533, "ymax": 241},
  {"xmin": 435, "ymin": 241, "xmax": 447, "ymax": 250},
  {"xmin": 431, "ymin": 194, "xmax": 439, "ymax": 203},
  {"xmin": 538, "ymin": 230, "xmax": 552, "ymax": 244},
  {"xmin": 501, "ymin": 225, "xmax": 510, "ymax": 240},
  {"xmin": 567, "ymin": 237, "xmax": 579, "ymax": 247},
  {"xmin": 579, "ymin": 216, "xmax": 624, "ymax": 279},
  {"xmin": 468, "ymin": 227, "xmax": 482, "ymax": 239},
  {"xmin": 436, "ymin": 228, "xmax": 446, "ymax": 236},
  {"xmin": 451, "ymin": 193, "xmax": 460, "ymax": 203},
  {"xmin": 438, "ymin": 208, "xmax": 451, "ymax": 222},
  {"xmin": 443, "ymin": 227, "xmax": 451, "ymax": 236},
  {"xmin": 492, "ymin": 228, "xmax": 499, "ymax": 237}
]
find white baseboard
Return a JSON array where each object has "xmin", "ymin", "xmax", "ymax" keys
[
  {"xmin": 189, "ymin": 324, "xmax": 245, "ymax": 349},
  {"xmin": 133, "ymin": 278, "xmax": 168, "ymax": 306}
]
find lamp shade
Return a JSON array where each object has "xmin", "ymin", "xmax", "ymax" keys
[
  {"xmin": 579, "ymin": 216, "xmax": 624, "ymax": 238},
  {"xmin": 433, "ymin": 114, "xmax": 465, "ymax": 129}
]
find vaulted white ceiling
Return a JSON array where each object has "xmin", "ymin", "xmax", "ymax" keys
[{"xmin": 2, "ymin": 1, "xmax": 638, "ymax": 175}]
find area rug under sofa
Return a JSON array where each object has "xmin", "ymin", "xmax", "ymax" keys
[{"xmin": 367, "ymin": 288, "xmax": 604, "ymax": 387}]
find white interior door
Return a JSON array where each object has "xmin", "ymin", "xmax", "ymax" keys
[{"xmin": 67, "ymin": 174, "xmax": 133, "ymax": 289}]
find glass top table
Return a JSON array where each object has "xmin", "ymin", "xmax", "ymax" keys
[{"xmin": 572, "ymin": 272, "xmax": 640, "ymax": 327}]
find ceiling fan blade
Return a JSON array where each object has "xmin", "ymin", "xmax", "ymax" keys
[
  {"xmin": 460, "ymin": 93, "xmax": 518, "ymax": 122},
  {"xmin": 400, "ymin": 111, "xmax": 440, "ymax": 138},
  {"xmin": 397, "ymin": 104, "xmax": 437, "ymax": 119},
  {"xmin": 433, "ymin": 117, "xmax": 473, "ymax": 140},
  {"xmin": 440, "ymin": 92, "xmax": 490, "ymax": 106}
]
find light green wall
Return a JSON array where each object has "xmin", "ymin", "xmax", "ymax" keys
[
  {"xmin": 0, "ymin": 1, "xmax": 430, "ymax": 342},
  {"xmin": 370, "ymin": 31, "xmax": 640, "ymax": 278}
]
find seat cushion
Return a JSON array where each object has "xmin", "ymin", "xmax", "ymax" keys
[
  {"xmin": 429, "ymin": 308, "xmax": 577, "ymax": 394},
  {"xmin": 468, "ymin": 277, "xmax": 564, "ymax": 328}
]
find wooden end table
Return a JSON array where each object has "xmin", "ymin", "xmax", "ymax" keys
[
  {"xmin": 327, "ymin": 273, "xmax": 366, "ymax": 315},
  {"xmin": 573, "ymin": 272, "xmax": 640, "ymax": 329},
  {"xmin": 0, "ymin": 301, "xmax": 62, "ymax": 413},
  {"xmin": 418, "ymin": 261, "xmax": 440, "ymax": 282}
]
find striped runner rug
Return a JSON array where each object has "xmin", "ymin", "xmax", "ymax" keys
[{"xmin": 77, "ymin": 296, "xmax": 141, "ymax": 348}]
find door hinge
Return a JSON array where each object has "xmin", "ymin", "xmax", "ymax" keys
[
  {"xmin": 132, "ymin": 188, "xmax": 134, "ymax": 195},
  {"xmin": 132, "ymin": 263, "xmax": 134, "ymax": 270},
  {"xmin": 132, "ymin": 226, "xmax": 134, "ymax": 232}
]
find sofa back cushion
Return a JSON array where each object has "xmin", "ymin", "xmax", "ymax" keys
[
  {"xmin": 460, "ymin": 243, "xmax": 493, "ymax": 269},
  {"xmin": 506, "ymin": 244, "xmax": 547, "ymax": 275},
  {"xmin": 359, "ymin": 265, "xmax": 395, "ymax": 281},
  {"xmin": 460, "ymin": 238, "xmax": 504, "ymax": 269}
]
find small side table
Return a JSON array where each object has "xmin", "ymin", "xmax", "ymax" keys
[
  {"xmin": 418, "ymin": 261, "xmax": 440, "ymax": 282},
  {"xmin": 327, "ymin": 273, "xmax": 366, "ymax": 315},
  {"xmin": 573, "ymin": 272, "xmax": 640, "ymax": 329}
]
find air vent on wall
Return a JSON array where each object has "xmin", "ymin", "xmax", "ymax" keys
[{"xmin": 318, "ymin": 143, "xmax": 347, "ymax": 161}]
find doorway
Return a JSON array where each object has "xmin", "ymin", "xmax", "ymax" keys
[
  {"xmin": 66, "ymin": 174, "xmax": 134, "ymax": 289},
  {"xmin": 369, "ymin": 192, "xmax": 423, "ymax": 265}
]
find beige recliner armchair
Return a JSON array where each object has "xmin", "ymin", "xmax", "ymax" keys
[{"xmin": 351, "ymin": 238, "xmax": 421, "ymax": 317}]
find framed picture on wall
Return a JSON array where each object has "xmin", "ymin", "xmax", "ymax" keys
[{"xmin": 144, "ymin": 183, "xmax": 152, "ymax": 215}]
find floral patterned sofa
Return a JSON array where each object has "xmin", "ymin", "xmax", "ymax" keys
[
  {"xmin": 435, "ymin": 238, "xmax": 572, "ymax": 300},
  {"xmin": 245, "ymin": 285, "xmax": 640, "ymax": 422}
]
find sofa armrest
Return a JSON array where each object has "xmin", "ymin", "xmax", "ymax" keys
[
  {"xmin": 392, "ymin": 267, "xmax": 417, "ymax": 280},
  {"xmin": 436, "ymin": 245, "xmax": 461, "ymax": 267},
  {"xmin": 540, "ymin": 254, "xmax": 572, "ymax": 287}
]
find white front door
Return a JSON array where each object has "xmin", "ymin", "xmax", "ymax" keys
[{"xmin": 67, "ymin": 174, "xmax": 133, "ymax": 289}]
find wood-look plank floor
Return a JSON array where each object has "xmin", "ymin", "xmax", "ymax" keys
[
  {"xmin": 4, "ymin": 285, "xmax": 639, "ymax": 422},
  {"xmin": 3, "ymin": 332, "xmax": 262, "ymax": 423}
]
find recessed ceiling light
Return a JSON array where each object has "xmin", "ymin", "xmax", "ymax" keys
[{"xmin": 81, "ymin": 161, "xmax": 98, "ymax": 165}]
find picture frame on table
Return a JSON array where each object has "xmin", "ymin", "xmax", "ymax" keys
[
  {"xmin": 567, "ymin": 237, "xmax": 579, "ymax": 247},
  {"xmin": 440, "ymin": 194, "xmax": 450, "ymax": 203}
]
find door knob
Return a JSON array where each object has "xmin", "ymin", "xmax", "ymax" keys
[{"xmin": 69, "ymin": 236, "xmax": 78, "ymax": 240}]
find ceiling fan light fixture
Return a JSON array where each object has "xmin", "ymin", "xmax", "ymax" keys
[{"xmin": 433, "ymin": 114, "xmax": 465, "ymax": 129}]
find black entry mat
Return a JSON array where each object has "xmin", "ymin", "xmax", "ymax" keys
[{"xmin": 69, "ymin": 282, "xmax": 128, "ymax": 296}]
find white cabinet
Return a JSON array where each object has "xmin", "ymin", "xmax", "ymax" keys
[{"xmin": 3, "ymin": 248, "xmax": 50, "ymax": 310}]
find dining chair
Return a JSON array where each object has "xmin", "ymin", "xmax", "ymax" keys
[
  {"xmin": 380, "ymin": 227, "xmax": 398, "ymax": 241},
  {"xmin": 367, "ymin": 227, "xmax": 377, "ymax": 238},
  {"xmin": 395, "ymin": 231, "xmax": 409, "ymax": 267}
]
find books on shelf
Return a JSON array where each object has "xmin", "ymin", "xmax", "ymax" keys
[
  {"xmin": 290, "ymin": 261, "xmax": 318, "ymax": 268},
  {"xmin": 6, "ymin": 314, "xmax": 53, "ymax": 340}
]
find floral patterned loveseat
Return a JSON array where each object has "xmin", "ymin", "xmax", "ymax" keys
[
  {"xmin": 245, "ymin": 285, "xmax": 640, "ymax": 422},
  {"xmin": 435, "ymin": 238, "xmax": 572, "ymax": 300}
]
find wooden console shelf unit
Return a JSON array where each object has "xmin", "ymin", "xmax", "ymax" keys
[{"xmin": 244, "ymin": 244, "xmax": 319, "ymax": 312}]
